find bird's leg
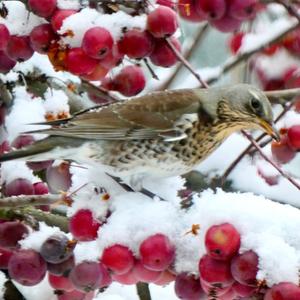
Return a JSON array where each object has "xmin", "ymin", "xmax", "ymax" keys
[{"xmin": 107, "ymin": 174, "xmax": 166, "ymax": 201}]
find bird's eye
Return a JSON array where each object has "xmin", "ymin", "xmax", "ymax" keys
[{"xmin": 250, "ymin": 98, "xmax": 261, "ymax": 110}]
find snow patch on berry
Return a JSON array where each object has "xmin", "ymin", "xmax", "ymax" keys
[{"xmin": 57, "ymin": 0, "xmax": 81, "ymax": 10}]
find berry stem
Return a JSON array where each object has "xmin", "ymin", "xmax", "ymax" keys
[
  {"xmin": 241, "ymin": 130, "xmax": 300, "ymax": 191},
  {"xmin": 136, "ymin": 282, "xmax": 152, "ymax": 300},
  {"xmin": 143, "ymin": 58, "xmax": 159, "ymax": 80},
  {"xmin": 274, "ymin": 0, "xmax": 300, "ymax": 23}
]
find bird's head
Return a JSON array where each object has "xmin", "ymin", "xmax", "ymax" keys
[{"xmin": 215, "ymin": 84, "xmax": 280, "ymax": 141}]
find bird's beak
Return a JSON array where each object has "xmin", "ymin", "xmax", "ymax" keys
[{"xmin": 259, "ymin": 119, "xmax": 280, "ymax": 142}]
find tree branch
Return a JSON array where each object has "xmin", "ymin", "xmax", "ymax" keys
[
  {"xmin": 265, "ymin": 87, "xmax": 300, "ymax": 103},
  {"xmin": 136, "ymin": 282, "xmax": 152, "ymax": 300}
]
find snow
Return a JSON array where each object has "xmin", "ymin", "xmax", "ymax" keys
[
  {"xmin": 57, "ymin": 0, "xmax": 81, "ymax": 10},
  {"xmin": 0, "ymin": 1, "xmax": 45, "ymax": 35},
  {"xmin": 19, "ymin": 222, "xmax": 66, "ymax": 252},
  {"xmin": 0, "ymin": 271, "xmax": 7, "ymax": 299}
]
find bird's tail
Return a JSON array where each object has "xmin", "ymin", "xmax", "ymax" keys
[{"xmin": 0, "ymin": 136, "xmax": 82, "ymax": 163}]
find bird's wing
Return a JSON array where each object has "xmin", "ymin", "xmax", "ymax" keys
[{"xmin": 30, "ymin": 89, "xmax": 202, "ymax": 141}]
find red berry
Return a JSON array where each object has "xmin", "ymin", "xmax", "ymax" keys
[
  {"xmin": 283, "ymin": 30, "xmax": 300, "ymax": 56},
  {"xmin": 4, "ymin": 178, "xmax": 34, "ymax": 196},
  {"xmin": 199, "ymin": 254, "xmax": 233, "ymax": 286},
  {"xmin": 264, "ymin": 282, "xmax": 300, "ymax": 300},
  {"xmin": 195, "ymin": 0, "xmax": 226, "ymax": 21},
  {"xmin": 147, "ymin": 6, "xmax": 178, "ymax": 38},
  {"xmin": 27, "ymin": 160, "xmax": 53, "ymax": 172},
  {"xmin": 284, "ymin": 67, "xmax": 300, "ymax": 89},
  {"xmin": 6, "ymin": 35, "xmax": 34, "ymax": 62},
  {"xmin": 271, "ymin": 134, "xmax": 296, "ymax": 164},
  {"xmin": 150, "ymin": 37, "xmax": 181, "ymax": 67},
  {"xmin": 0, "ymin": 247, "xmax": 13, "ymax": 269},
  {"xmin": 99, "ymin": 44, "xmax": 124, "ymax": 69},
  {"xmin": 48, "ymin": 273, "xmax": 74, "ymax": 291},
  {"xmin": 178, "ymin": 0, "xmax": 206, "ymax": 22},
  {"xmin": 154, "ymin": 270, "xmax": 176, "ymax": 285},
  {"xmin": 47, "ymin": 255, "xmax": 75, "ymax": 276},
  {"xmin": 211, "ymin": 14, "xmax": 242, "ymax": 33},
  {"xmin": 118, "ymin": 29, "xmax": 154, "ymax": 59},
  {"xmin": 69, "ymin": 209, "xmax": 100, "ymax": 241},
  {"xmin": 0, "ymin": 51, "xmax": 16, "ymax": 73},
  {"xmin": 101, "ymin": 244, "xmax": 134, "ymax": 275},
  {"xmin": 112, "ymin": 65, "xmax": 146, "ymax": 96},
  {"xmin": 30, "ymin": 24, "xmax": 57, "ymax": 54},
  {"xmin": 287, "ymin": 125, "xmax": 300, "ymax": 150},
  {"xmin": 133, "ymin": 260, "xmax": 162, "ymax": 283},
  {"xmin": 229, "ymin": 32, "xmax": 244, "ymax": 54},
  {"xmin": 69, "ymin": 261, "xmax": 102, "ymax": 292},
  {"xmin": 0, "ymin": 221, "xmax": 28, "ymax": 249},
  {"xmin": 65, "ymin": 47, "xmax": 98, "ymax": 75},
  {"xmin": 200, "ymin": 277, "xmax": 232, "ymax": 296},
  {"xmin": 0, "ymin": 141, "xmax": 11, "ymax": 155},
  {"xmin": 175, "ymin": 273, "xmax": 204, "ymax": 299},
  {"xmin": 139, "ymin": 233, "xmax": 175, "ymax": 271},
  {"xmin": 82, "ymin": 27, "xmax": 114, "ymax": 59},
  {"xmin": 8, "ymin": 249, "xmax": 47, "ymax": 286},
  {"xmin": 228, "ymin": 0, "xmax": 259, "ymax": 21},
  {"xmin": 28, "ymin": 0, "xmax": 57, "ymax": 18},
  {"xmin": 33, "ymin": 182, "xmax": 49, "ymax": 195},
  {"xmin": 156, "ymin": 0, "xmax": 175, "ymax": 8},
  {"xmin": 0, "ymin": 24, "xmax": 10, "ymax": 50},
  {"xmin": 205, "ymin": 223, "xmax": 241, "ymax": 261},
  {"xmin": 51, "ymin": 9, "xmax": 77, "ymax": 32},
  {"xmin": 98, "ymin": 262, "xmax": 112, "ymax": 288},
  {"xmin": 231, "ymin": 250, "xmax": 258, "ymax": 286}
]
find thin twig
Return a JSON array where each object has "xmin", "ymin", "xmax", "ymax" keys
[
  {"xmin": 265, "ymin": 87, "xmax": 300, "ymax": 103},
  {"xmin": 0, "ymin": 194, "xmax": 62, "ymax": 208},
  {"xmin": 159, "ymin": 23, "xmax": 209, "ymax": 90},
  {"xmin": 242, "ymin": 130, "xmax": 300, "ymax": 191},
  {"xmin": 143, "ymin": 58, "xmax": 159, "ymax": 80},
  {"xmin": 275, "ymin": 0, "xmax": 300, "ymax": 22},
  {"xmin": 165, "ymin": 37, "xmax": 209, "ymax": 88},
  {"xmin": 207, "ymin": 21, "xmax": 300, "ymax": 85},
  {"xmin": 221, "ymin": 101, "xmax": 295, "ymax": 185}
]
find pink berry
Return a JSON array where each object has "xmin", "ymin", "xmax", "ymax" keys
[
  {"xmin": 232, "ymin": 282, "xmax": 256, "ymax": 297},
  {"xmin": 98, "ymin": 262, "xmax": 112, "ymax": 288},
  {"xmin": 118, "ymin": 29, "xmax": 154, "ymax": 59},
  {"xmin": 47, "ymin": 255, "xmax": 75, "ymax": 276},
  {"xmin": 6, "ymin": 35, "xmax": 34, "ymax": 62},
  {"xmin": 195, "ymin": 0, "xmax": 226, "ymax": 21},
  {"xmin": 199, "ymin": 254, "xmax": 234, "ymax": 287},
  {"xmin": 11, "ymin": 135, "xmax": 35, "ymax": 149},
  {"xmin": 82, "ymin": 27, "xmax": 113, "ymax": 60},
  {"xmin": 65, "ymin": 47, "xmax": 98, "ymax": 75},
  {"xmin": 112, "ymin": 65, "xmax": 146, "ymax": 96},
  {"xmin": 211, "ymin": 14, "xmax": 242, "ymax": 33},
  {"xmin": 228, "ymin": 0, "xmax": 259, "ymax": 21},
  {"xmin": 48, "ymin": 273, "xmax": 74, "ymax": 291},
  {"xmin": 101, "ymin": 244, "xmax": 134, "ymax": 275},
  {"xmin": 0, "ymin": 51, "xmax": 16, "ymax": 73},
  {"xmin": 147, "ymin": 6, "xmax": 178, "ymax": 38},
  {"xmin": 51, "ymin": 9, "xmax": 77, "ymax": 32},
  {"xmin": 257, "ymin": 167, "xmax": 279, "ymax": 186},
  {"xmin": 112, "ymin": 268, "xmax": 139, "ymax": 285},
  {"xmin": 271, "ymin": 134, "xmax": 296, "ymax": 164},
  {"xmin": 264, "ymin": 282, "xmax": 300, "ymax": 300},
  {"xmin": 175, "ymin": 273, "xmax": 204, "ymax": 300},
  {"xmin": 80, "ymin": 64, "xmax": 109, "ymax": 81},
  {"xmin": 8, "ymin": 249, "xmax": 47, "ymax": 286},
  {"xmin": 228, "ymin": 32, "xmax": 244, "ymax": 54},
  {"xmin": 205, "ymin": 223, "xmax": 241, "ymax": 261},
  {"xmin": 27, "ymin": 160, "xmax": 53, "ymax": 172},
  {"xmin": 46, "ymin": 162, "xmax": 72, "ymax": 193},
  {"xmin": 4, "ymin": 178, "xmax": 34, "ymax": 196},
  {"xmin": 0, "ymin": 141, "xmax": 10, "ymax": 155},
  {"xmin": 28, "ymin": 0, "xmax": 57, "ymax": 18},
  {"xmin": 156, "ymin": 0, "xmax": 175, "ymax": 8},
  {"xmin": 0, "ymin": 24, "xmax": 10, "ymax": 50},
  {"xmin": 200, "ymin": 277, "xmax": 232, "ymax": 296},
  {"xmin": 139, "ymin": 233, "xmax": 175, "ymax": 271},
  {"xmin": 69, "ymin": 261, "xmax": 102, "ymax": 292},
  {"xmin": 150, "ymin": 37, "xmax": 181, "ymax": 67},
  {"xmin": 231, "ymin": 250, "xmax": 258, "ymax": 286},
  {"xmin": 154, "ymin": 270, "xmax": 176, "ymax": 285},
  {"xmin": 69, "ymin": 209, "xmax": 100, "ymax": 241},
  {"xmin": 178, "ymin": 0, "xmax": 206, "ymax": 22},
  {"xmin": 57, "ymin": 290, "xmax": 94, "ymax": 300},
  {"xmin": 133, "ymin": 260, "xmax": 162, "ymax": 283},
  {"xmin": 287, "ymin": 125, "xmax": 300, "ymax": 150},
  {"xmin": 30, "ymin": 24, "xmax": 57, "ymax": 54}
]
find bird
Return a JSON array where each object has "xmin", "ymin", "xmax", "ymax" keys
[{"xmin": 0, "ymin": 83, "xmax": 279, "ymax": 190}]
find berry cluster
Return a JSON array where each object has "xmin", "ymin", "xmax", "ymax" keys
[
  {"xmin": 0, "ymin": 1, "xmax": 184, "ymax": 97},
  {"xmin": 179, "ymin": 0, "xmax": 262, "ymax": 32}
]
